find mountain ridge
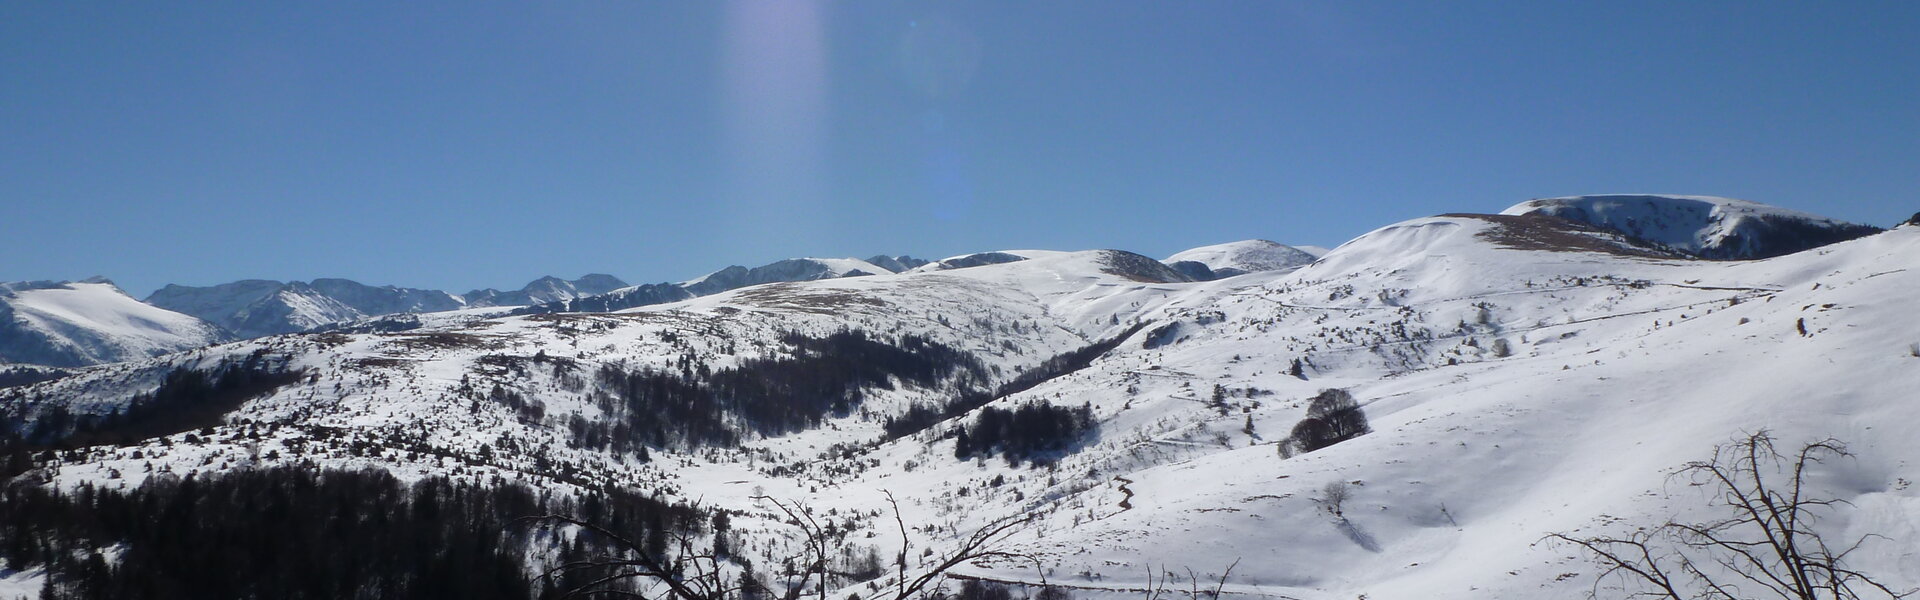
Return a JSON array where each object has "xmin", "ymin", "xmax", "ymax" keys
[{"xmin": 1502, "ymin": 194, "xmax": 1883, "ymax": 259}]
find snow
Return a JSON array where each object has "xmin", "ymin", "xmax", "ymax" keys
[
  {"xmin": 9, "ymin": 207, "xmax": 1920, "ymax": 599},
  {"xmin": 906, "ymin": 250, "xmax": 1064, "ymax": 274},
  {"xmin": 1, "ymin": 281, "xmax": 224, "ymax": 365},
  {"xmin": 1165, "ymin": 240, "xmax": 1319, "ymax": 276},
  {"xmin": 1501, "ymin": 194, "xmax": 1870, "ymax": 257},
  {"xmin": 0, "ymin": 565, "xmax": 46, "ymax": 600},
  {"xmin": 682, "ymin": 257, "xmax": 892, "ymax": 288},
  {"xmin": 934, "ymin": 219, "xmax": 1920, "ymax": 599}
]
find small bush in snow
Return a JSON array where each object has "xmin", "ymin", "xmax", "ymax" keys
[{"xmin": 1279, "ymin": 389, "xmax": 1371, "ymax": 456}]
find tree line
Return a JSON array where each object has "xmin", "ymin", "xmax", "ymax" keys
[
  {"xmin": 882, "ymin": 324, "xmax": 1143, "ymax": 444},
  {"xmin": 14, "ymin": 350, "xmax": 304, "ymax": 450},
  {"xmin": 577, "ymin": 331, "xmax": 988, "ymax": 452},
  {"xmin": 0, "ymin": 465, "xmax": 705, "ymax": 600}
]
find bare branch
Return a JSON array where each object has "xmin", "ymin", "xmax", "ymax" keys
[
  {"xmin": 885, "ymin": 490, "xmax": 911, "ymax": 600},
  {"xmin": 1551, "ymin": 432, "xmax": 1914, "ymax": 600}
]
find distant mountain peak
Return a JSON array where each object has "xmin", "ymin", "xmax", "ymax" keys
[
  {"xmin": 865, "ymin": 255, "xmax": 932, "ymax": 273},
  {"xmin": 461, "ymin": 274, "xmax": 631, "ymax": 309},
  {"xmin": 1502, "ymin": 194, "xmax": 1881, "ymax": 259},
  {"xmin": 1, "ymin": 278, "xmax": 224, "ymax": 366},
  {"xmin": 683, "ymin": 258, "xmax": 889, "ymax": 297},
  {"xmin": 912, "ymin": 251, "xmax": 1031, "ymax": 272},
  {"xmin": 516, "ymin": 254, "xmax": 920, "ymax": 316},
  {"xmin": 1164, "ymin": 239, "xmax": 1319, "ymax": 280},
  {"xmin": 148, "ymin": 278, "xmax": 463, "ymax": 338}
]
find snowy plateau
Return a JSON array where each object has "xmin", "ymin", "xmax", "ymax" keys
[{"xmin": 2, "ymin": 195, "xmax": 1918, "ymax": 599}]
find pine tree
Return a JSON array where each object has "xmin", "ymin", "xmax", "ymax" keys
[{"xmin": 953, "ymin": 429, "xmax": 973, "ymax": 459}]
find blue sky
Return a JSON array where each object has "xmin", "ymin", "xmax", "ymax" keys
[{"xmin": 4, "ymin": 2, "xmax": 1917, "ymax": 297}]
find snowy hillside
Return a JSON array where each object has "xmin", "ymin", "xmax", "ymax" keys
[
  {"xmin": 1504, "ymin": 194, "xmax": 1883, "ymax": 259},
  {"xmin": 1165, "ymin": 240, "xmax": 1319, "ymax": 280},
  {"xmin": 3, "ymin": 203, "xmax": 1917, "ymax": 600},
  {"xmin": 0, "ymin": 280, "xmax": 225, "ymax": 367},
  {"xmin": 934, "ymin": 214, "xmax": 1920, "ymax": 599}
]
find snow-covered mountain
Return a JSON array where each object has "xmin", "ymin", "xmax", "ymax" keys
[
  {"xmin": 1503, "ymin": 194, "xmax": 1883, "ymax": 259},
  {"xmin": 683, "ymin": 258, "xmax": 892, "ymax": 295},
  {"xmin": 145, "ymin": 278, "xmax": 463, "ymax": 339},
  {"xmin": 1164, "ymin": 239, "xmax": 1320, "ymax": 280},
  {"xmin": 0, "ymin": 279, "xmax": 225, "ymax": 367},
  {"xmin": 4, "ymin": 197, "xmax": 1916, "ymax": 600},
  {"xmin": 866, "ymin": 254, "xmax": 933, "ymax": 273},
  {"xmin": 516, "ymin": 256, "xmax": 924, "ymax": 315},
  {"xmin": 15, "ymin": 257, "xmax": 909, "ymax": 364},
  {"xmin": 910, "ymin": 250, "xmax": 1034, "ymax": 272},
  {"xmin": 460, "ymin": 274, "xmax": 629, "ymax": 307},
  {"xmin": 144, "ymin": 274, "xmax": 631, "ymax": 339}
]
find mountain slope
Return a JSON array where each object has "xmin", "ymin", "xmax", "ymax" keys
[
  {"xmin": 0, "ymin": 279, "xmax": 225, "ymax": 367},
  {"xmin": 4, "ymin": 203, "xmax": 1916, "ymax": 599},
  {"xmin": 935, "ymin": 215, "xmax": 1920, "ymax": 599},
  {"xmin": 1503, "ymin": 194, "xmax": 1883, "ymax": 259}
]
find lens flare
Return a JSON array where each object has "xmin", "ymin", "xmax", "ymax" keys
[{"xmin": 719, "ymin": 0, "xmax": 829, "ymax": 243}]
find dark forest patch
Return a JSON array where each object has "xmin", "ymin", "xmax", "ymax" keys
[
  {"xmin": 18, "ymin": 350, "xmax": 305, "ymax": 449},
  {"xmin": 571, "ymin": 330, "xmax": 987, "ymax": 451},
  {"xmin": 0, "ymin": 466, "xmax": 703, "ymax": 600}
]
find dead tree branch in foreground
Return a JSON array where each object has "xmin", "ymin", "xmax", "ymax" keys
[
  {"xmin": 1546, "ymin": 431, "xmax": 1915, "ymax": 600},
  {"xmin": 521, "ymin": 492, "xmax": 1040, "ymax": 600}
]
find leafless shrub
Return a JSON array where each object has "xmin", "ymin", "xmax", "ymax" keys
[
  {"xmin": 1137, "ymin": 560, "xmax": 1238, "ymax": 600},
  {"xmin": 1318, "ymin": 481, "xmax": 1352, "ymax": 518},
  {"xmin": 522, "ymin": 491, "xmax": 1039, "ymax": 600},
  {"xmin": 1546, "ymin": 431, "xmax": 1914, "ymax": 600}
]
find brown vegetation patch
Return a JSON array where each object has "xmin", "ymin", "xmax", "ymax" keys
[
  {"xmin": 1444, "ymin": 213, "xmax": 1687, "ymax": 259},
  {"xmin": 475, "ymin": 352, "xmax": 578, "ymax": 375},
  {"xmin": 525, "ymin": 312, "xmax": 656, "ymax": 324},
  {"xmin": 377, "ymin": 332, "xmax": 499, "ymax": 351},
  {"xmin": 729, "ymin": 283, "xmax": 889, "ymax": 315},
  {"xmin": 308, "ymin": 333, "xmax": 353, "ymax": 347}
]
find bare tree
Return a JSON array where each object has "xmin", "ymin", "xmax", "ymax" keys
[
  {"xmin": 1546, "ymin": 431, "xmax": 1914, "ymax": 600},
  {"xmin": 1317, "ymin": 481, "xmax": 1352, "ymax": 518},
  {"xmin": 1135, "ymin": 560, "xmax": 1238, "ymax": 600},
  {"xmin": 522, "ymin": 491, "xmax": 1039, "ymax": 600}
]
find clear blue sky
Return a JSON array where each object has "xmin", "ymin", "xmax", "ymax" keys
[{"xmin": 5, "ymin": 2, "xmax": 1917, "ymax": 297}]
